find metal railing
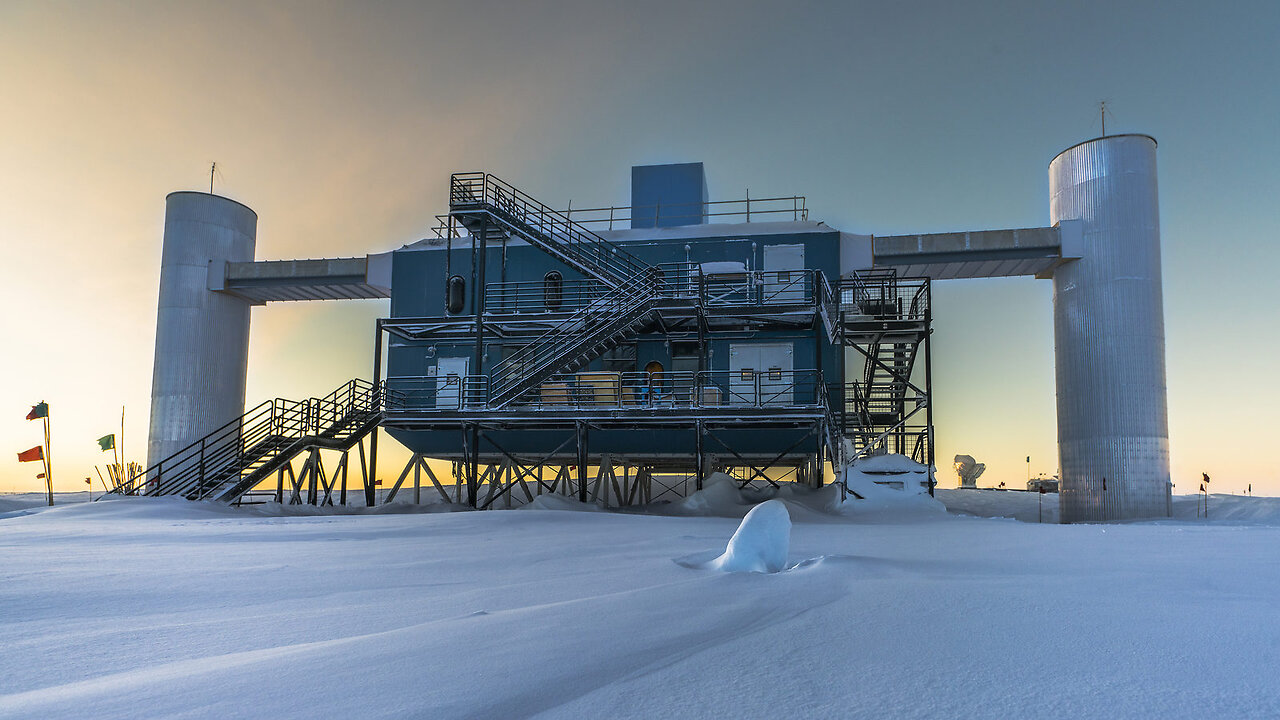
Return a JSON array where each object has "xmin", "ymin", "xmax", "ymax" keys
[
  {"xmin": 108, "ymin": 379, "xmax": 383, "ymax": 500},
  {"xmin": 450, "ymin": 172, "xmax": 648, "ymax": 285},
  {"xmin": 483, "ymin": 267, "xmax": 827, "ymax": 315},
  {"xmin": 841, "ymin": 271, "xmax": 929, "ymax": 321},
  {"xmin": 384, "ymin": 369, "xmax": 827, "ymax": 413},
  {"xmin": 485, "ymin": 266, "xmax": 662, "ymax": 405},
  {"xmin": 836, "ymin": 381, "xmax": 926, "ymax": 418},
  {"xmin": 433, "ymin": 194, "xmax": 808, "ymax": 236},
  {"xmin": 484, "ymin": 277, "xmax": 603, "ymax": 315},
  {"xmin": 472, "ymin": 262, "xmax": 836, "ymax": 406},
  {"xmin": 563, "ymin": 194, "xmax": 809, "ymax": 229}
]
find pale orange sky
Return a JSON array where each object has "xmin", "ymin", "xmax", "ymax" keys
[{"xmin": 2, "ymin": 1, "xmax": 1278, "ymax": 494}]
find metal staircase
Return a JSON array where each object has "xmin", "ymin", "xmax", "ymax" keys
[
  {"xmin": 109, "ymin": 379, "xmax": 383, "ymax": 503},
  {"xmin": 863, "ymin": 341, "xmax": 917, "ymax": 424},
  {"xmin": 450, "ymin": 172, "xmax": 648, "ymax": 286},
  {"xmin": 444, "ymin": 172, "xmax": 931, "ymax": 479},
  {"xmin": 835, "ymin": 271, "xmax": 933, "ymax": 470},
  {"xmin": 488, "ymin": 270, "xmax": 664, "ymax": 407},
  {"xmin": 447, "ymin": 172, "xmax": 681, "ymax": 408}
]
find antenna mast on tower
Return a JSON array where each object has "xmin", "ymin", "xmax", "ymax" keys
[{"xmin": 210, "ymin": 162, "xmax": 216, "ymax": 194}]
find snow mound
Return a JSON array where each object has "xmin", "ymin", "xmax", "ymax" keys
[
  {"xmin": 853, "ymin": 453, "xmax": 930, "ymax": 474},
  {"xmin": 699, "ymin": 261, "xmax": 748, "ymax": 275},
  {"xmin": 837, "ymin": 454, "xmax": 946, "ymax": 519},
  {"xmin": 936, "ymin": 488, "xmax": 1059, "ymax": 523},
  {"xmin": 707, "ymin": 499, "xmax": 791, "ymax": 573},
  {"xmin": 1171, "ymin": 493, "xmax": 1280, "ymax": 525},
  {"xmin": 672, "ymin": 473, "xmax": 749, "ymax": 516},
  {"xmin": 521, "ymin": 494, "xmax": 603, "ymax": 512}
]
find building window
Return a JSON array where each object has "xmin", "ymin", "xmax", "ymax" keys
[
  {"xmin": 446, "ymin": 275, "xmax": 465, "ymax": 314},
  {"xmin": 543, "ymin": 271, "xmax": 563, "ymax": 310},
  {"xmin": 671, "ymin": 340, "xmax": 700, "ymax": 374},
  {"xmin": 602, "ymin": 343, "xmax": 637, "ymax": 373}
]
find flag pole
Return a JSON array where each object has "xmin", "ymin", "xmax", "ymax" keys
[
  {"xmin": 42, "ymin": 411, "xmax": 53, "ymax": 506},
  {"xmin": 121, "ymin": 405, "xmax": 126, "ymax": 486}
]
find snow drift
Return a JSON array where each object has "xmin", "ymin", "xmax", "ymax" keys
[{"xmin": 707, "ymin": 499, "xmax": 791, "ymax": 573}]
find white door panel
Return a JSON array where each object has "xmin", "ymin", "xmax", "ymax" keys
[
  {"xmin": 763, "ymin": 244, "xmax": 805, "ymax": 303},
  {"xmin": 728, "ymin": 343, "xmax": 794, "ymax": 406},
  {"xmin": 436, "ymin": 357, "xmax": 469, "ymax": 408}
]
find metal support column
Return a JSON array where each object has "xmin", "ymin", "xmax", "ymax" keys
[
  {"xmin": 695, "ymin": 420, "xmax": 705, "ymax": 491},
  {"xmin": 367, "ymin": 319, "xmax": 384, "ymax": 507},
  {"xmin": 576, "ymin": 421, "xmax": 588, "ymax": 503},
  {"xmin": 924, "ymin": 300, "xmax": 935, "ymax": 496},
  {"xmin": 467, "ymin": 424, "xmax": 480, "ymax": 508},
  {"xmin": 473, "ymin": 218, "xmax": 488, "ymax": 378}
]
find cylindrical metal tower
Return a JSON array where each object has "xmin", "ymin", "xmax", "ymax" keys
[
  {"xmin": 147, "ymin": 192, "xmax": 257, "ymax": 471},
  {"xmin": 1050, "ymin": 135, "xmax": 1170, "ymax": 522}
]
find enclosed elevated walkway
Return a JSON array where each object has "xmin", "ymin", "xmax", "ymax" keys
[{"xmin": 869, "ymin": 221, "xmax": 1081, "ymax": 280}]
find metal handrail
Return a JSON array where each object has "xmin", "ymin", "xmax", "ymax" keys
[
  {"xmin": 109, "ymin": 379, "xmax": 384, "ymax": 499},
  {"xmin": 385, "ymin": 369, "xmax": 827, "ymax": 412},
  {"xmin": 484, "ymin": 267, "xmax": 824, "ymax": 315},
  {"xmin": 450, "ymin": 173, "xmax": 648, "ymax": 285},
  {"xmin": 840, "ymin": 273, "xmax": 929, "ymax": 322},
  {"xmin": 487, "ymin": 273, "xmax": 655, "ymax": 403},
  {"xmin": 483, "ymin": 261, "xmax": 701, "ymax": 404},
  {"xmin": 434, "ymin": 194, "xmax": 809, "ymax": 235},
  {"xmin": 561, "ymin": 194, "xmax": 809, "ymax": 229}
]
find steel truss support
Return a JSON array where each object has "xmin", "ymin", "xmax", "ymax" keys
[
  {"xmin": 703, "ymin": 424, "xmax": 819, "ymax": 489},
  {"xmin": 475, "ymin": 430, "xmax": 577, "ymax": 510},
  {"xmin": 384, "ymin": 453, "xmax": 451, "ymax": 504}
]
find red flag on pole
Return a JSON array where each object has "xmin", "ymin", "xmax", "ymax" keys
[
  {"xmin": 18, "ymin": 446, "xmax": 43, "ymax": 462},
  {"xmin": 38, "ymin": 473, "xmax": 46, "ymax": 479}
]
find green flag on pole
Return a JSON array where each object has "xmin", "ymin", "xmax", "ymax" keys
[
  {"xmin": 97, "ymin": 434, "xmax": 115, "ymax": 451},
  {"xmin": 26, "ymin": 402, "xmax": 48, "ymax": 421}
]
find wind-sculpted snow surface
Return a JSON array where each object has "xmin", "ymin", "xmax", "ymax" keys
[{"xmin": 4, "ymin": 490, "xmax": 1280, "ymax": 718}]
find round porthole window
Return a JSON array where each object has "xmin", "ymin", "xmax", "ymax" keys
[
  {"xmin": 543, "ymin": 271, "xmax": 563, "ymax": 310},
  {"xmin": 446, "ymin": 275, "xmax": 465, "ymax": 314}
]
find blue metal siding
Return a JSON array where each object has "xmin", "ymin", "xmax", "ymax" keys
[
  {"xmin": 386, "ymin": 228, "xmax": 843, "ymax": 424},
  {"xmin": 631, "ymin": 163, "xmax": 708, "ymax": 228},
  {"xmin": 390, "ymin": 227, "xmax": 840, "ymax": 318}
]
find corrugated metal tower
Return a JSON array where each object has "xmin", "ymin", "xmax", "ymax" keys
[
  {"xmin": 146, "ymin": 192, "xmax": 257, "ymax": 472},
  {"xmin": 1050, "ymin": 135, "xmax": 1171, "ymax": 521}
]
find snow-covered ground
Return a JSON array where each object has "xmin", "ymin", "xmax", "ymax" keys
[{"xmin": 2, "ymin": 484, "xmax": 1279, "ymax": 719}]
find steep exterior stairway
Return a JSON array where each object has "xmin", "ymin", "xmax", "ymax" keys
[
  {"xmin": 450, "ymin": 172, "xmax": 648, "ymax": 286},
  {"xmin": 109, "ymin": 379, "xmax": 383, "ymax": 503},
  {"xmin": 448, "ymin": 172, "xmax": 680, "ymax": 408},
  {"xmin": 487, "ymin": 269, "xmax": 665, "ymax": 407}
]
